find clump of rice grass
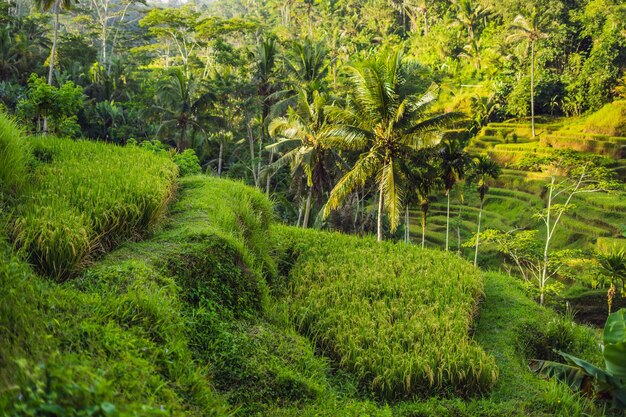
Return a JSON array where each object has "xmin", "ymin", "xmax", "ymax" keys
[
  {"xmin": 273, "ymin": 226, "xmax": 498, "ymax": 400},
  {"xmin": 11, "ymin": 136, "xmax": 178, "ymax": 279},
  {"xmin": 583, "ymin": 101, "xmax": 626, "ymax": 136},
  {"xmin": 0, "ymin": 112, "xmax": 29, "ymax": 198}
]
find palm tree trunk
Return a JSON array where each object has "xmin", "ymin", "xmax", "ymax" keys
[
  {"xmin": 302, "ymin": 186, "xmax": 313, "ymax": 228},
  {"xmin": 445, "ymin": 191, "xmax": 450, "ymax": 251},
  {"xmin": 218, "ymin": 142, "xmax": 223, "ymax": 176},
  {"xmin": 43, "ymin": 0, "xmax": 60, "ymax": 134},
  {"xmin": 377, "ymin": 181, "xmax": 384, "ymax": 242},
  {"xmin": 457, "ymin": 202, "xmax": 463, "ymax": 256},
  {"xmin": 265, "ymin": 149, "xmax": 274, "ymax": 195},
  {"xmin": 48, "ymin": 0, "xmax": 59, "ymax": 86},
  {"xmin": 405, "ymin": 205, "xmax": 410, "ymax": 244},
  {"xmin": 421, "ymin": 206, "xmax": 427, "ymax": 249},
  {"xmin": 474, "ymin": 199, "xmax": 484, "ymax": 267},
  {"xmin": 179, "ymin": 124, "xmax": 187, "ymax": 151},
  {"xmin": 530, "ymin": 40, "xmax": 536, "ymax": 138}
]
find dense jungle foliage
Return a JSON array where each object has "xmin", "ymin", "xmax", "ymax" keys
[{"xmin": 1, "ymin": 0, "xmax": 626, "ymax": 415}]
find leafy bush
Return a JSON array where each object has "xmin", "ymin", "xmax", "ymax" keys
[
  {"xmin": 0, "ymin": 112, "xmax": 29, "ymax": 198},
  {"xmin": 172, "ymin": 149, "xmax": 202, "ymax": 176},
  {"xmin": 10, "ymin": 136, "xmax": 178, "ymax": 279},
  {"xmin": 272, "ymin": 226, "xmax": 498, "ymax": 400}
]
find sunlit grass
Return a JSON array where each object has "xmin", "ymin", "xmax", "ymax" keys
[
  {"xmin": 273, "ymin": 226, "xmax": 498, "ymax": 400},
  {"xmin": 10, "ymin": 136, "xmax": 178, "ymax": 279}
]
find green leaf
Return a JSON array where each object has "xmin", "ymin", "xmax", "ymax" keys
[
  {"xmin": 529, "ymin": 359, "xmax": 588, "ymax": 391},
  {"xmin": 604, "ymin": 309, "xmax": 626, "ymax": 380},
  {"xmin": 101, "ymin": 401, "xmax": 117, "ymax": 416}
]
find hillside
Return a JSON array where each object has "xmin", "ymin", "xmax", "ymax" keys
[{"xmin": 0, "ymin": 132, "xmax": 617, "ymax": 416}]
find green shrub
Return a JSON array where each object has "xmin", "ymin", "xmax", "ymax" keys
[
  {"xmin": 272, "ymin": 226, "xmax": 498, "ymax": 400},
  {"xmin": 0, "ymin": 112, "xmax": 29, "ymax": 198},
  {"xmin": 172, "ymin": 149, "xmax": 202, "ymax": 176},
  {"xmin": 10, "ymin": 137, "xmax": 178, "ymax": 279}
]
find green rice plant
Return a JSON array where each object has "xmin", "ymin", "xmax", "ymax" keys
[
  {"xmin": 583, "ymin": 101, "xmax": 626, "ymax": 136},
  {"xmin": 10, "ymin": 136, "xmax": 178, "ymax": 279},
  {"xmin": 272, "ymin": 226, "xmax": 498, "ymax": 400},
  {"xmin": 0, "ymin": 112, "xmax": 29, "ymax": 198}
]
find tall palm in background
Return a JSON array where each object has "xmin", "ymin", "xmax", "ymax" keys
[
  {"xmin": 407, "ymin": 158, "xmax": 441, "ymax": 248},
  {"xmin": 508, "ymin": 7, "xmax": 552, "ymax": 137},
  {"xmin": 467, "ymin": 154, "xmax": 501, "ymax": 266},
  {"xmin": 439, "ymin": 138, "xmax": 471, "ymax": 251},
  {"xmin": 251, "ymin": 38, "xmax": 278, "ymax": 192},
  {"xmin": 269, "ymin": 90, "xmax": 338, "ymax": 228},
  {"xmin": 453, "ymin": 0, "xmax": 490, "ymax": 42},
  {"xmin": 155, "ymin": 68, "xmax": 215, "ymax": 151},
  {"xmin": 34, "ymin": 0, "xmax": 73, "ymax": 86},
  {"xmin": 325, "ymin": 49, "xmax": 463, "ymax": 242}
]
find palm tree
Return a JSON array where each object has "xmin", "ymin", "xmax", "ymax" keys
[
  {"xmin": 508, "ymin": 7, "xmax": 553, "ymax": 137},
  {"xmin": 269, "ymin": 90, "xmax": 339, "ymax": 228},
  {"xmin": 453, "ymin": 0, "xmax": 490, "ymax": 42},
  {"xmin": 597, "ymin": 249, "xmax": 626, "ymax": 315},
  {"xmin": 467, "ymin": 154, "xmax": 501, "ymax": 266},
  {"xmin": 251, "ymin": 38, "xmax": 279, "ymax": 192},
  {"xmin": 324, "ymin": 49, "xmax": 463, "ymax": 242},
  {"xmin": 155, "ymin": 68, "xmax": 215, "ymax": 151},
  {"xmin": 439, "ymin": 138, "xmax": 471, "ymax": 251},
  {"xmin": 407, "ymin": 158, "xmax": 441, "ymax": 248},
  {"xmin": 33, "ymin": 0, "xmax": 73, "ymax": 86}
]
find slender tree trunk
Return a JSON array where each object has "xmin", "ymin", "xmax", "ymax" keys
[
  {"xmin": 296, "ymin": 202, "xmax": 303, "ymax": 227},
  {"xmin": 457, "ymin": 201, "xmax": 463, "ymax": 256},
  {"xmin": 445, "ymin": 190, "xmax": 450, "ymax": 251},
  {"xmin": 530, "ymin": 40, "xmax": 536, "ymax": 138},
  {"xmin": 48, "ymin": 1, "xmax": 59, "ymax": 86},
  {"xmin": 218, "ymin": 142, "xmax": 223, "ymax": 176},
  {"xmin": 421, "ymin": 206, "xmax": 427, "ymax": 249},
  {"xmin": 265, "ymin": 149, "xmax": 274, "ymax": 195},
  {"xmin": 247, "ymin": 122, "xmax": 259, "ymax": 187},
  {"xmin": 43, "ymin": 0, "xmax": 60, "ymax": 134},
  {"xmin": 377, "ymin": 180, "xmax": 385, "ymax": 242},
  {"xmin": 539, "ymin": 176, "xmax": 554, "ymax": 306},
  {"xmin": 178, "ymin": 124, "xmax": 187, "ymax": 151},
  {"xmin": 405, "ymin": 206, "xmax": 410, "ymax": 244},
  {"xmin": 474, "ymin": 199, "xmax": 484, "ymax": 267},
  {"xmin": 302, "ymin": 186, "xmax": 313, "ymax": 228}
]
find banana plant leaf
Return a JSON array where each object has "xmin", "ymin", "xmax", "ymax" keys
[
  {"xmin": 604, "ymin": 309, "xmax": 626, "ymax": 381},
  {"xmin": 528, "ymin": 358, "xmax": 593, "ymax": 393}
]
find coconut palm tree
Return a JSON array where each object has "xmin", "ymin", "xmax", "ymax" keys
[
  {"xmin": 155, "ymin": 68, "xmax": 216, "ymax": 152},
  {"xmin": 508, "ymin": 7, "xmax": 553, "ymax": 137},
  {"xmin": 467, "ymin": 154, "xmax": 501, "ymax": 266},
  {"xmin": 251, "ymin": 38, "xmax": 279, "ymax": 192},
  {"xmin": 33, "ymin": 0, "xmax": 73, "ymax": 86},
  {"xmin": 324, "ymin": 49, "xmax": 463, "ymax": 242},
  {"xmin": 597, "ymin": 249, "xmax": 626, "ymax": 315},
  {"xmin": 407, "ymin": 157, "xmax": 441, "ymax": 248},
  {"xmin": 268, "ymin": 90, "xmax": 339, "ymax": 228},
  {"xmin": 439, "ymin": 138, "xmax": 472, "ymax": 251},
  {"xmin": 453, "ymin": 0, "xmax": 491, "ymax": 42}
]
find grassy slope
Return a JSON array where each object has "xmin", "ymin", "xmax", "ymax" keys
[
  {"xmin": 271, "ymin": 226, "xmax": 497, "ymax": 400},
  {"xmin": 0, "ymin": 130, "xmax": 617, "ymax": 416}
]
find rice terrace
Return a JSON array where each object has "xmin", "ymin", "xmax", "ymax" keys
[{"xmin": 1, "ymin": 0, "xmax": 626, "ymax": 415}]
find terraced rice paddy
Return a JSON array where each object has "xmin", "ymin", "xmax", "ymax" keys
[{"xmin": 273, "ymin": 226, "xmax": 498, "ymax": 400}]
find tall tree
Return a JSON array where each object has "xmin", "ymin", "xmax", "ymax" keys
[
  {"xmin": 251, "ymin": 37, "xmax": 278, "ymax": 192},
  {"xmin": 453, "ymin": 0, "xmax": 490, "ymax": 42},
  {"xmin": 438, "ymin": 138, "xmax": 471, "ymax": 251},
  {"xmin": 508, "ymin": 7, "xmax": 552, "ymax": 137},
  {"xmin": 467, "ymin": 154, "xmax": 501, "ymax": 266},
  {"xmin": 155, "ymin": 68, "xmax": 215, "ymax": 151},
  {"xmin": 324, "ymin": 49, "xmax": 462, "ymax": 242},
  {"xmin": 268, "ymin": 90, "xmax": 338, "ymax": 228},
  {"xmin": 34, "ymin": 0, "xmax": 73, "ymax": 86}
]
